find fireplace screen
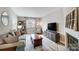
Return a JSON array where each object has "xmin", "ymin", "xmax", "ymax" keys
[{"xmin": 67, "ymin": 33, "xmax": 79, "ymax": 51}]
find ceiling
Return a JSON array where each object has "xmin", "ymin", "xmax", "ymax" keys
[{"xmin": 11, "ymin": 7, "xmax": 61, "ymax": 17}]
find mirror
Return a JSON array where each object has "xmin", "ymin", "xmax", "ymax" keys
[{"xmin": 1, "ymin": 12, "xmax": 9, "ymax": 26}]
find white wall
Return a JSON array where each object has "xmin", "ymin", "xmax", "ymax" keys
[
  {"xmin": 42, "ymin": 8, "xmax": 64, "ymax": 34},
  {"xmin": 0, "ymin": 7, "xmax": 17, "ymax": 35},
  {"xmin": 9, "ymin": 8, "xmax": 17, "ymax": 31}
]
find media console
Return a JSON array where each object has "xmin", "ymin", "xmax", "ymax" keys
[{"xmin": 43, "ymin": 30, "xmax": 60, "ymax": 43}]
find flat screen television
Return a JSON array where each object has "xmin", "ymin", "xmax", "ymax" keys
[{"xmin": 48, "ymin": 23, "xmax": 57, "ymax": 31}]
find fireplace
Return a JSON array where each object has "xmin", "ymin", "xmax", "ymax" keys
[{"xmin": 67, "ymin": 33, "xmax": 79, "ymax": 51}]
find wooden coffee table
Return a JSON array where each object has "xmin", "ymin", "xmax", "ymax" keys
[{"xmin": 31, "ymin": 34, "xmax": 42, "ymax": 48}]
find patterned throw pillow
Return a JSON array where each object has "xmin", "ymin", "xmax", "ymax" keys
[{"xmin": 15, "ymin": 31, "xmax": 21, "ymax": 37}]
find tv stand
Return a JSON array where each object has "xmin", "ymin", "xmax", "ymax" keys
[{"xmin": 43, "ymin": 30, "xmax": 60, "ymax": 43}]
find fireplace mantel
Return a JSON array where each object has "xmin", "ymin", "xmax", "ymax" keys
[{"xmin": 65, "ymin": 28, "xmax": 79, "ymax": 40}]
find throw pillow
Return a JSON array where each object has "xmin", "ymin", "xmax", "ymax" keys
[{"xmin": 4, "ymin": 36, "xmax": 18, "ymax": 44}]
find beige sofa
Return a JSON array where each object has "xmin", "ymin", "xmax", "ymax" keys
[
  {"xmin": 0, "ymin": 40, "xmax": 25, "ymax": 51},
  {"xmin": 0, "ymin": 31, "xmax": 25, "ymax": 51}
]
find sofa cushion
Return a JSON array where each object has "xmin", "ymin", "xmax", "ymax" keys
[{"xmin": 4, "ymin": 36, "xmax": 18, "ymax": 44}]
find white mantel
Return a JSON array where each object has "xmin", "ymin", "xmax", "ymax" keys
[{"xmin": 65, "ymin": 28, "xmax": 79, "ymax": 40}]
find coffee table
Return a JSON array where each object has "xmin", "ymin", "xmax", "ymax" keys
[{"xmin": 31, "ymin": 34, "xmax": 42, "ymax": 48}]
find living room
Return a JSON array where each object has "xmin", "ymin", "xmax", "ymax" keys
[{"xmin": 0, "ymin": 7, "xmax": 79, "ymax": 51}]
